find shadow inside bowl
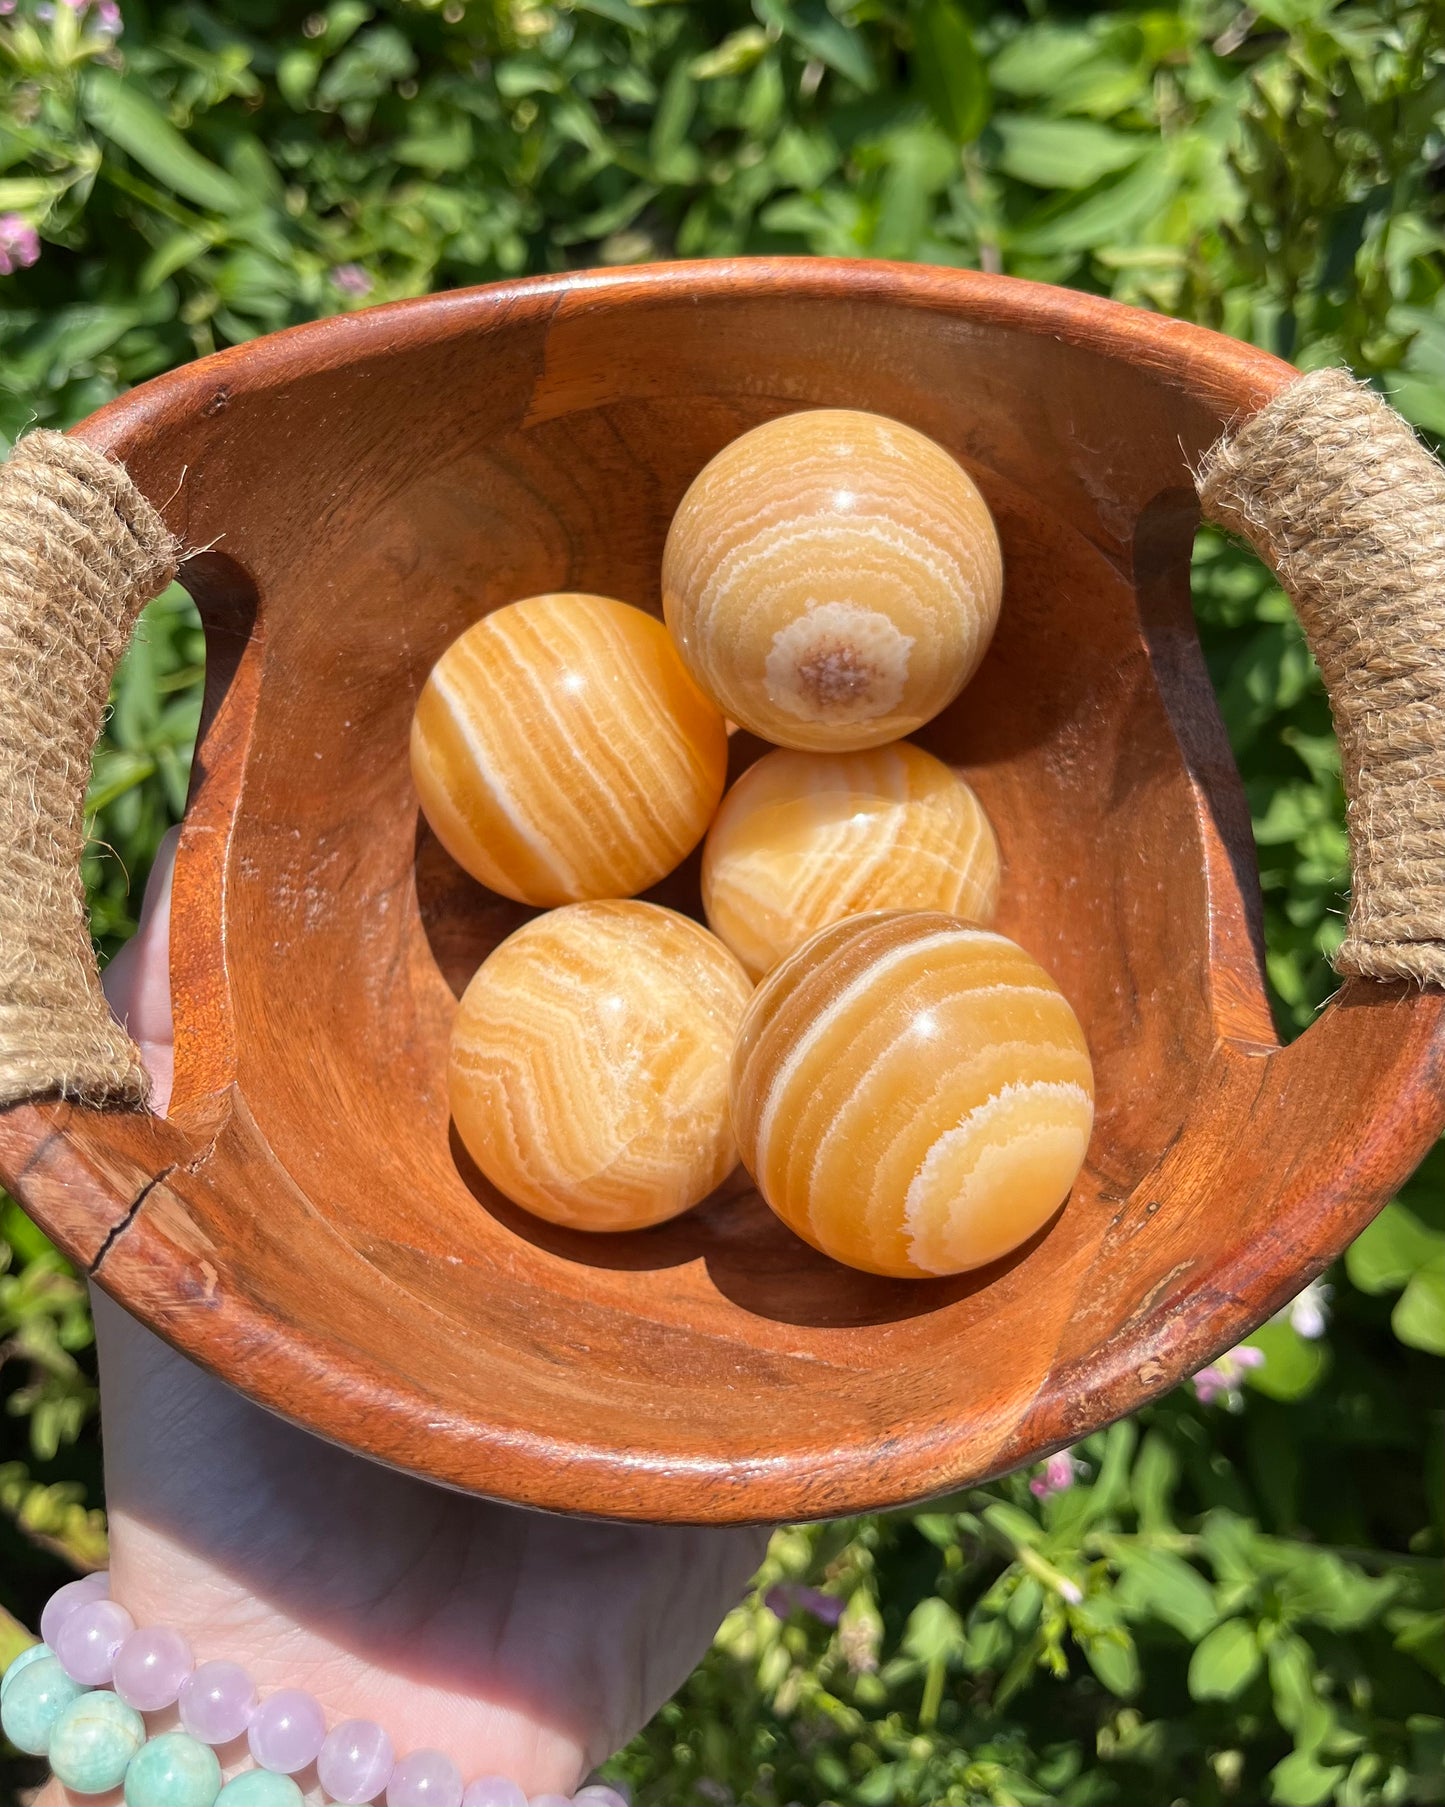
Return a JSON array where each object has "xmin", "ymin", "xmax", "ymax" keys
[{"xmin": 447, "ymin": 1123, "xmax": 1060, "ymax": 1330}]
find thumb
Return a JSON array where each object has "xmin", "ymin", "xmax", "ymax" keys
[{"xmin": 101, "ymin": 825, "xmax": 180, "ymax": 1115}]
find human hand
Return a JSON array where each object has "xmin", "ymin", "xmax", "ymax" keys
[{"xmin": 42, "ymin": 832, "xmax": 767, "ymax": 1804}]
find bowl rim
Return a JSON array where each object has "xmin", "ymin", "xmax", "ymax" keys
[{"xmin": 76, "ymin": 255, "xmax": 1293, "ymax": 460}]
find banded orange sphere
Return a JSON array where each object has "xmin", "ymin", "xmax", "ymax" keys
[
  {"xmin": 731, "ymin": 912, "xmax": 1094, "ymax": 1278},
  {"xmin": 450, "ymin": 901, "xmax": 753, "ymax": 1231},
  {"xmin": 411, "ymin": 593, "xmax": 728, "ymax": 906},
  {"xmin": 662, "ymin": 409, "xmax": 1003, "ymax": 751},
  {"xmin": 702, "ymin": 742, "xmax": 1001, "ymax": 978}
]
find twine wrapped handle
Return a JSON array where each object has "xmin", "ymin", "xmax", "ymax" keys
[
  {"xmin": 0, "ymin": 370, "xmax": 1441, "ymax": 1110},
  {"xmin": 1198, "ymin": 367, "xmax": 1445, "ymax": 986},
  {"xmin": 0, "ymin": 430, "xmax": 178, "ymax": 1109}
]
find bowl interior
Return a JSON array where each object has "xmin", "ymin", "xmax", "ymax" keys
[{"xmin": 92, "ymin": 267, "xmax": 1297, "ymax": 1518}]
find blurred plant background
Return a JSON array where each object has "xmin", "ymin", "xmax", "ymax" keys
[{"xmin": 1, "ymin": 0, "xmax": 1443, "ymax": 1800}]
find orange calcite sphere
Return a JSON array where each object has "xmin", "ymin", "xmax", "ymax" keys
[
  {"xmin": 450, "ymin": 901, "xmax": 753, "ymax": 1231},
  {"xmin": 411, "ymin": 593, "xmax": 728, "ymax": 906},
  {"xmin": 702, "ymin": 742, "xmax": 1001, "ymax": 978},
  {"xmin": 662, "ymin": 410, "xmax": 1003, "ymax": 751},
  {"xmin": 731, "ymin": 912, "xmax": 1094, "ymax": 1278}
]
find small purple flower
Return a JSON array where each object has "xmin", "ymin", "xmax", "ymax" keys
[
  {"xmin": 60, "ymin": 0, "xmax": 122, "ymax": 35},
  {"xmin": 0, "ymin": 4, "xmax": 16, "ymax": 18},
  {"xmin": 330, "ymin": 262, "xmax": 373, "ymax": 297},
  {"xmin": 0, "ymin": 214, "xmax": 40, "ymax": 277},
  {"xmin": 1030, "ymin": 1446, "xmax": 1084, "ymax": 1499},
  {"xmin": 1193, "ymin": 1343, "xmax": 1265, "ymax": 1410},
  {"xmin": 764, "ymin": 1582, "xmax": 844, "ymax": 1627}
]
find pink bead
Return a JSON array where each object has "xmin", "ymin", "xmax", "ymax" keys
[
  {"xmin": 319, "ymin": 1717, "xmax": 395, "ymax": 1803},
  {"xmin": 388, "ymin": 1749, "xmax": 463, "ymax": 1807},
  {"xmin": 528, "ymin": 1797, "xmax": 571, "ymax": 1807},
  {"xmin": 574, "ymin": 1790, "xmax": 630, "ymax": 1807},
  {"xmin": 178, "ymin": 1659, "xmax": 257, "ymax": 1745},
  {"xmin": 113, "ymin": 1624, "xmax": 193, "ymax": 1711},
  {"xmin": 460, "ymin": 1782, "xmax": 526, "ymax": 1807},
  {"xmin": 248, "ymin": 1687, "xmax": 327, "ymax": 1774},
  {"xmin": 39, "ymin": 1573, "xmax": 109, "ymax": 1649},
  {"xmin": 54, "ymin": 1597, "xmax": 134, "ymax": 1684}
]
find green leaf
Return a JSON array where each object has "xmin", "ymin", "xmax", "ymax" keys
[
  {"xmin": 754, "ymin": 0, "xmax": 876, "ymax": 91},
  {"xmin": 1346, "ymin": 1202, "xmax": 1445, "ymax": 1295},
  {"xmin": 1114, "ymin": 1548, "xmax": 1219, "ymax": 1642},
  {"xmin": 1200, "ymin": 1509, "xmax": 1264, "ymax": 1589},
  {"xmin": 137, "ymin": 228, "xmax": 216, "ymax": 294},
  {"xmin": 316, "ymin": 25, "xmax": 417, "ymax": 108},
  {"xmin": 983, "ymin": 1502, "xmax": 1045, "ymax": 1549},
  {"xmin": 1396, "ymin": 1612, "xmax": 1445, "ymax": 1684},
  {"xmin": 1268, "ymin": 1632, "xmax": 1334, "ymax": 1753},
  {"xmin": 1009, "ymin": 150, "xmax": 1175, "ymax": 256},
  {"xmin": 1132, "ymin": 1432, "xmax": 1179, "ymax": 1533},
  {"xmin": 0, "ymin": 178, "xmax": 63, "ymax": 209},
  {"xmin": 650, "ymin": 59, "xmax": 699, "ymax": 181},
  {"xmin": 569, "ymin": 0, "xmax": 645, "ymax": 24},
  {"xmin": 1083, "ymin": 1626, "xmax": 1141, "ymax": 1697},
  {"xmin": 901, "ymin": 1596, "xmax": 964, "ymax": 1665},
  {"xmin": 1268, "ymin": 1748, "xmax": 1347, "ymax": 1806},
  {"xmin": 1083, "ymin": 1420, "xmax": 1137, "ymax": 1523},
  {"xmin": 1243, "ymin": 1320, "xmax": 1329, "ymax": 1402},
  {"xmin": 913, "ymin": 0, "xmax": 989, "ymax": 145},
  {"xmin": 912, "ymin": 1512, "xmax": 958, "ymax": 1550},
  {"xmin": 1393, "ymin": 1255, "xmax": 1445, "ymax": 1355},
  {"xmin": 311, "ymin": 0, "xmax": 371, "ymax": 54},
  {"xmin": 81, "ymin": 71, "xmax": 246, "ymax": 214},
  {"xmin": 992, "ymin": 115, "xmax": 1144, "ymax": 189},
  {"xmin": 1189, "ymin": 1619, "xmax": 1262, "ymax": 1701},
  {"xmin": 872, "ymin": 125, "xmax": 955, "ymax": 259},
  {"xmin": 0, "ymin": 1608, "xmax": 37, "ymax": 1677},
  {"xmin": 276, "ymin": 47, "xmax": 322, "ymax": 108},
  {"xmin": 989, "ymin": 25, "xmax": 1097, "ymax": 97},
  {"xmin": 690, "ymin": 28, "xmax": 770, "ymax": 80}
]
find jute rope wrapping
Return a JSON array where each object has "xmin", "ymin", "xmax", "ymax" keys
[
  {"xmin": 0, "ymin": 431, "xmax": 177, "ymax": 1108},
  {"xmin": 1199, "ymin": 367, "xmax": 1445, "ymax": 985}
]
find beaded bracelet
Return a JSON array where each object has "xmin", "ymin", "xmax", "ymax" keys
[{"xmin": 0, "ymin": 1574, "xmax": 628, "ymax": 1807}]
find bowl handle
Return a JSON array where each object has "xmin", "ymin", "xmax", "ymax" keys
[
  {"xmin": 0, "ymin": 430, "xmax": 178, "ymax": 1110},
  {"xmin": 1197, "ymin": 367, "xmax": 1445, "ymax": 987}
]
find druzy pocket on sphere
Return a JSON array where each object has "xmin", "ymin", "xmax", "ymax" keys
[
  {"xmin": 450, "ymin": 900, "xmax": 754, "ymax": 1231},
  {"xmin": 411, "ymin": 592, "xmax": 728, "ymax": 906},
  {"xmin": 731, "ymin": 911, "xmax": 1094, "ymax": 1278}
]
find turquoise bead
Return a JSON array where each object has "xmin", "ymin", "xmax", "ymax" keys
[
  {"xmin": 1, "ymin": 1641, "xmax": 51, "ymax": 1700},
  {"xmin": 48, "ymin": 1688, "xmax": 145, "ymax": 1794},
  {"xmin": 214, "ymin": 1771, "xmax": 306, "ymax": 1806},
  {"xmin": 124, "ymin": 1730, "xmax": 223, "ymax": 1806},
  {"xmin": 0, "ymin": 1654, "xmax": 88, "ymax": 1756}
]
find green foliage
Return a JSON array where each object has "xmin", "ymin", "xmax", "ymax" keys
[
  {"xmin": 0, "ymin": 0, "xmax": 1442, "ymax": 1801},
  {"xmin": 619, "ymin": 1433, "xmax": 1445, "ymax": 1804}
]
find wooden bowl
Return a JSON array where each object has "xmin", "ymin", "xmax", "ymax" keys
[{"xmin": 3, "ymin": 260, "xmax": 1443, "ymax": 1524}]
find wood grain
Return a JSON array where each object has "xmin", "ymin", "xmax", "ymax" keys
[{"xmin": 0, "ymin": 258, "xmax": 1440, "ymax": 1523}]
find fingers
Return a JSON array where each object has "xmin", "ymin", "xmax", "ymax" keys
[{"xmin": 101, "ymin": 825, "xmax": 179, "ymax": 1114}]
